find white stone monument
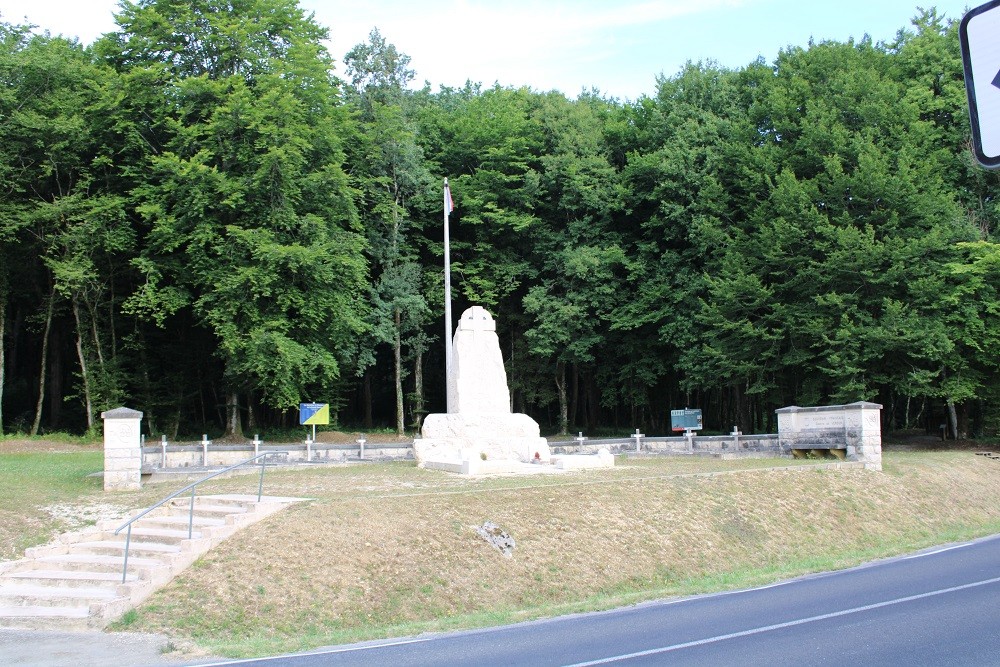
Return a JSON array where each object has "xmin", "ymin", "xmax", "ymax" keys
[
  {"xmin": 416, "ymin": 306, "xmax": 551, "ymax": 472},
  {"xmin": 102, "ymin": 407, "xmax": 144, "ymax": 490},
  {"xmin": 775, "ymin": 401, "xmax": 883, "ymax": 470},
  {"xmin": 447, "ymin": 305, "xmax": 511, "ymax": 414}
]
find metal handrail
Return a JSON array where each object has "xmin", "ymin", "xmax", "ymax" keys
[{"xmin": 113, "ymin": 451, "xmax": 288, "ymax": 583}]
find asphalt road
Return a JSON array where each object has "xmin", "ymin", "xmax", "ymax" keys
[{"xmin": 193, "ymin": 533, "xmax": 1000, "ymax": 667}]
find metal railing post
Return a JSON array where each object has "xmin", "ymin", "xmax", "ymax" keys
[
  {"xmin": 188, "ymin": 487, "xmax": 196, "ymax": 539},
  {"xmin": 121, "ymin": 524, "xmax": 132, "ymax": 584},
  {"xmin": 258, "ymin": 456, "xmax": 266, "ymax": 502}
]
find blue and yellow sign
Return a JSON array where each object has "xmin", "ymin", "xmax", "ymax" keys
[{"xmin": 299, "ymin": 403, "xmax": 330, "ymax": 426}]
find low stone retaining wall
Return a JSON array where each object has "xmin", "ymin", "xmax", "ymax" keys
[
  {"xmin": 133, "ymin": 426, "xmax": 876, "ymax": 475},
  {"xmin": 549, "ymin": 434, "xmax": 783, "ymax": 456},
  {"xmin": 140, "ymin": 432, "xmax": 796, "ymax": 473},
  {"xmin": 106, "ymin": 400, "xmax": 881, "ymax": 492},
  {"xmin": 140, "ymin": 441, "xmax": 413, "ymax": 472}
]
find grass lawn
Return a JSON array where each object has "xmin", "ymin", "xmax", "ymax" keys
[
  {"xmin": 0, "ymin": 448, "xmax": 105, "ymax": 561},
  {"xmin": 3, "ymin": 441, "xmax": 1000, "ymax": 658}
]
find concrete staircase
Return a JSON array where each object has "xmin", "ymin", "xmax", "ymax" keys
[{"xmin": 0, "ymin": 494, "xmax": 306, "ymax": 631}]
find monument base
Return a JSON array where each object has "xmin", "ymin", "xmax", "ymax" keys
[
  {"xmin": 776, "ymin": 401, "xmax": 883, "ymax": 471},
  {"xmin": 415, "ymin": 412, "xmax": 551, "ymax": 468}
]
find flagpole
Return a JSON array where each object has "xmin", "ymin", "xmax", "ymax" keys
[{"xmin": 443, "ymin": 178, "xmax": 453, "ymax": 413}]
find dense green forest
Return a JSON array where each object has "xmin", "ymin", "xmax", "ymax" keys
[{"xmin": 1, "ymin": 0, "xmax": 998, "ymax": 439}]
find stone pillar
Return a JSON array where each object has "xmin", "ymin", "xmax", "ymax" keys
[
  {"xmin": 846, "ymin": 401, "xmax": 883, "ymax": 471},
  {"xmin": 102, "ymin": 407, "xmax": 143, "ymax": 491}
]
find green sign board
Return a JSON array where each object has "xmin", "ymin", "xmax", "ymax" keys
[{"xmin": 670, "ymin": 408, "xmax": 703, "ymax": 432}]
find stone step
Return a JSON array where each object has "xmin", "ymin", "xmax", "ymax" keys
[
  {"xmin": 4, "ymin": 569, "xmax": 140, "ymax": 588},
  {"xmin": 0, "ymin": 583, "xmax": 119, "ymax": 608},
  {"xmin": 155, "ymin": 505, "xmax": 249, "ymax": 525},
  {"xmin": 140, "ymin": 514, "xmax": 228, "ymax": 528},
  {"xmin": 182, "ymin": 503, "xmax": 250, "ymax": 518},
  {"xmin": 0, "ymin": 604, "xmax": 93, "ymax": 631},
  {"xmin": 35, "ymin": 553, "xmax": 162, "ymax": 575},
  {"xmin": 69, "ymin": 540, "xmax": 182, "ymax": 558},
  {"xmin": 111, "ymin": 526, "xmax": 204, "ymax": 545},
  {"xmin": 172, "ymin": 495, "xmax": 254, "ymax": 510}
]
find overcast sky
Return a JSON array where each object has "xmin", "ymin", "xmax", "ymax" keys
[{"xmin": 1, "ymin": 0, "xmax": 974, "ymax": 100}]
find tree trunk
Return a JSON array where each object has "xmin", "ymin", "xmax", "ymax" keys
[
  {"xmin": 170, "ymin": 402, "xmax": 181, "ymax": 440},
  {"xmin": 225, "ymin": 391, "xmax": 243, "ymax": 439},
  {"xmin": 246, "ymin": 391, "xmax": 256, "ymax": 433},
  {"xmin": 139, "ymin": 339, "xmax": 156, "ymax": 436},
  {"xmin": 556, "ymin": 362, "xmax": 568, "ymax": 436},
  {"xmin": 947, "ymin": 400, "xmax": 959, "ymax": 440},
  {"xmin": 30, "ymin": 288, "xmax": 55, "ymax": 436},
  {"xmin": 570, "ymin": 363, "xmax": 579, "ymax": 429},
  {"xmin": 740, "ymin": 382, "xmax": 751, "ymax": 434},
  {"xmin": 211, "ymin": 381, "xmax": 224, "ymax": 427},
  {"xmin": 84, "ymin": 296, "xmax": 105, "ymax": 365},
  {"xmin": 411, "ymin": 349, "xmax": 424, "ymax": 430},
  {"xmin": 914, "ymin": 398, "xmax": 925, "ymax": 433},
  {"xmin": 109, "ymin": 282, "xmax": 117, "ymax": 359},
  {"xmin": 394, "ymin": 309, "xmax": 404, "ymax": 435},
  {"xmin": 72, "ymin": 298, "xmax": 94, "ymax": 432}
]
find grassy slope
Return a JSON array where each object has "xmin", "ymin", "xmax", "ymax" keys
[
  {"xmin": 3, "ymin": 444, "xmax": 999, "ymax": 658},
  {"xmin": 122, "ymin": 452, "xmax": 1000, "ymax": 657}
]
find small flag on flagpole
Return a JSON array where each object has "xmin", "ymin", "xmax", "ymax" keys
[{"xmin": 444, "ymin": 179, "xmax": 454, "ymax": 214}]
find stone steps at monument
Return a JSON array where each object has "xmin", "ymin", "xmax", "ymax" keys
[
  {"xmin": 0, "ymin": 605, "xmax": 92, "ymax": 631},
  {"xmin": 4, "ymin": 569, "xmax": 140, "ymax": 588},
  {"xmin": 0, "ymin": 494, "xmax": 307, "ymax": 631},
  {"xmin": 101, "ymin": 525, "xmax": 205, "ymax": 544},
  {"xmin": 69, "ymin": 540, "xmax": 184, "ymax": 558},
  {"xmin": 31, "ymin": 553, "xmax": 163, "ymax": 573},
  {"xmin": 179, "ymin": 497, "xmax": 256, "ymax": 522},
  {"xmin": 0, "ymin": 583, "xmax": 120, "ymax": 608},
  {"xmin": 141, "ymin": 514, "xmax": 229, "ymax": 529}
]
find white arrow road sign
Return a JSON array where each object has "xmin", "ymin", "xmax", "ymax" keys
[{"xmin": 961, "ymin": 0, "xmax": 1000, "ymax": 168}]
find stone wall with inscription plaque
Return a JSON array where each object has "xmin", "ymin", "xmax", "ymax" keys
[{"xmin": 775, "ymin": 402, "xmax": 882, "ymax": 470}]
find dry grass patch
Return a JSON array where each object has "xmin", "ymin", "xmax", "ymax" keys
[{"xmin": 111, "ymin": 452, "xmax": 1000, "ymax": 657}]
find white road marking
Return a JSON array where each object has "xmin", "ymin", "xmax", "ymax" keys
[
  {"xmin": 564, "ymin": 576, "xmax": 1000, "ymax": 666},
  {"xmin": 903, "ymin": 542, "xmax": 972, "ymax": 559}
]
